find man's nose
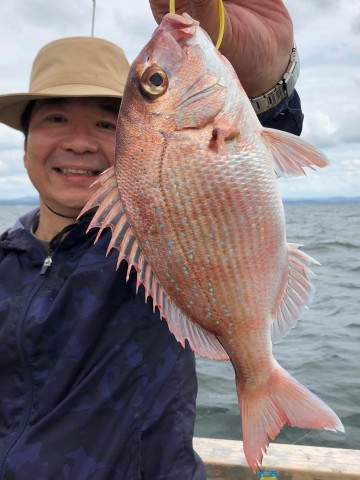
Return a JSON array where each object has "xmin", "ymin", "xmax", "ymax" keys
[{"xmin": 61, "ymin": 125, "xmax": 99, "ymax": 153}]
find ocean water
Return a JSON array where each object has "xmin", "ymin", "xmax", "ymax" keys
[
  {"xmin": 1, "ymin": 203, "xmax": 359, "ymax": 452},
  {"xmin": 195, "ymin": 202, "xmax": 360, "ymax": 452}
]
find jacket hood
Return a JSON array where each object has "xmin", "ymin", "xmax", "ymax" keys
[{"xmin": 0, "ymin": 208, "xmax": 94, "ymax": 259}]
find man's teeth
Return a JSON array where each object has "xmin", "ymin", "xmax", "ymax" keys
[{"xmin": 58, "ymin": 168, "xmax": 98, "ymax": 176}]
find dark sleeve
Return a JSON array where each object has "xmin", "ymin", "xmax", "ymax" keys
[{"xmin": 257, "ymin": 89, "xmax": 304, "ymax": 136}]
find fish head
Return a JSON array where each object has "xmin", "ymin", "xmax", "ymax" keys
[{"xmin": 116, "ymin": 13, "xmax": 244, "ymax": 151}]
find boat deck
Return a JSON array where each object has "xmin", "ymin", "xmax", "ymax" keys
[{"xmin": 194, "ymin": 437, "xmax": 360, "ymax": 479}]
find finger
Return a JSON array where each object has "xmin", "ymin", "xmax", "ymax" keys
[{"xmin": 187, "ymin": 0, "xmax": 223, "ymax": 45}]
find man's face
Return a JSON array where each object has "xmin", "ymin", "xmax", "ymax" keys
[{"xmin": 24, "ymin": 97, "xmax": 120, "ymax": 217}]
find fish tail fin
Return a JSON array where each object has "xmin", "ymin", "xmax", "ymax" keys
[{"xmin": 237, "ymin": 362, "xmax": 344, "ymax": 473}]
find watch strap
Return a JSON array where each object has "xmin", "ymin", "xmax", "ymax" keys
[{"xmin": 250, "ymin": 43, "xmax": 300, "ymax": 115}]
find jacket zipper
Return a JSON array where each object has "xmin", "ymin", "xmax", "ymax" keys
[
  {"xmin": 0, "ymin": 226, "xmax": 73, "ymax": 478},
  {"xmin": 40, "ymin": 255, "xmax": 53, "ymax": 274}
]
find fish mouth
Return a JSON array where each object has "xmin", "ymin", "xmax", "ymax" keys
[
  {"xmin": 161, "ymin": 13, "xmax": 197, "ymax": 43},
  {"xmin": 163, "ymin": 13, "xmax": 197, "ymax": 31},
  {"xmin": 54, "ymin": 167, "xmax": 102, "ymax": 177}
]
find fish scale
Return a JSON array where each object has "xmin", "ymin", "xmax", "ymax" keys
[
  {"xmin": 81, "ymin": 12, "xmax": 343, "ymax": 473},
  {"xmin": 154, "ymin": 145, "xmax": 269, "ymax": 329}
]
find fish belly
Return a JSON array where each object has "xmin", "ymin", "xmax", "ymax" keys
[{"xmin": 117, "ymin": 132, "xmax": 288, "ymax": 344}]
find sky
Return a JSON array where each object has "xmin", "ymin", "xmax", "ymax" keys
[{"xmin": 0, "ymin": 0, "xmax": 359, "ymax": 200}]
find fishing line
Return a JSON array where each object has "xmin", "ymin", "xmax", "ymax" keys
[
  {"xmin": 169, "ymin": 0, "xmax": 176, "ymax": 13},
  {"xmin": 291, "ymin": 429, "xmax": 315, "ymax": 445},
  {"xmin": 169, "ymin": 0, "xmax": 225, "ymax": 50},
  {"xmin": 215, "ymin": 0, "xmax": 225, "ymax": 49}
]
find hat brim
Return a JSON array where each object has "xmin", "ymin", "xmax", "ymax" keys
[{"xmin": 0, "ymin": 85, "xmax": 123, "ymax": 132}]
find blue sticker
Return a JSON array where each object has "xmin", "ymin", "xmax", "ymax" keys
[{"xmin": 258, "ymin": 471, "xmax": 278, "ymax": 480}]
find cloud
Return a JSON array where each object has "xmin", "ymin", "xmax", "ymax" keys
[
  {"xmin": 0, "ymin": 173, "xmax": 35, "ymax": 199},
  {"xmin": 286, "ymin": 0, "xmax": 340, "ymax": 25},
  {"xmin": 0, "ymin": 0, "xmax": 359, "ymax": 199},
  {"xmin": 0, "ymin": 128, "xmax": 23, "ymax": 151},
  {"xmin": 301, "ymin": 111, "xmax": 337, "ymax": 147},
  {"xmin": 351, "ymin": 18, "xmax": 360, "ymax": 35},
  {"xmin": 0, "ymin": 125, "xmax": 35, "ymax": 198},
  {"xmin": 0, "ymin": 128, "xmax": 29, "ymax": 194},
  {"xmin": 279, "ymin": 143, "xmax": 360, "ymax": 199},
  {"xmin": 0, "ymin": 146, "xmax": 27, "ymax": 178},
  {"xmin": 18, "ymin": 0, "xmax": 89, "ymax": 31},
  {"xmin": 112, "ymin": 6, "xmax": 157, "ymax": 61},
  {"xmin": 296, "ymin": 62, "xmax": 360, "ymax": 149}
]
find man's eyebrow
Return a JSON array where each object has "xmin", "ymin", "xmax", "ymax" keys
[
  {"xmin": 37, "ymin": 98, "xmax": 67, "ymax": 108},
  {"xmin": 99, "ymin": 103, "xmax": 120, "ymax": 116},
  {"xmin": 34, "ymin": 98, "xmax": 120, "ymax": 116}
]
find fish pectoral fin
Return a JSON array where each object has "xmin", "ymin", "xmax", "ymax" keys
[
  {"xmin": 210, "ymin": 125, "xmax": 240, "ymax": 154},
  {"xmin": 272, "ymin": 243, "xmax": 319, "ymax": 343},
  {"xmin": 262, "ymin": 128, "xmax": 330, "ymax": 177}
]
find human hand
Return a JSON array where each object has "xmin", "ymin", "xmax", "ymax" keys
[{"xmin": 149, "ymin": 0, "xmax": 294, "ymax": 98}]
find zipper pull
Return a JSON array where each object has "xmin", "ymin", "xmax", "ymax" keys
[
  {"xmin": 40, "ymin": 255, "xmax": 53, "ymax": 275},
  {"xmin": 39, "ymin": 223, "xmax": 74, "ymax": 276}
]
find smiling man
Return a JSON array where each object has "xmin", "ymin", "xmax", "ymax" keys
[
  {"xmin": 23, "ymin": 97, "xmax": 120, "ymax": 239},
  {"xmin": 0, "ymin": 2, "xmax": 304, "ymax": 478},
  {"xmin": 0, "ymin": 35, "xmax": 209, "ymax": 480}
]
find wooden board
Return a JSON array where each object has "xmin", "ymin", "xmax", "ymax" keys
[{"xmin": 193, "ymin": 437, "xmax": 360, "ymax": 479}]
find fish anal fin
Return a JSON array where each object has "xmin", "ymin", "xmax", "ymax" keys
[
  {"xmin": 131, "ymin": 250, "xmax": 229, "ymax": 359},
  {"xmin": 160, "ymin": 298, "xmax": 229, "ymax": 360},
  {"xmin": 262, "ymin": 128, "xmax": 330, "ymax": 178},
  {"xmin": 237, "ymin": 361, "xmax": 344, "ymax": 473},
  {"xmin": 139, "ymin": 262, "xmax": 229, "ymax": 359},
  {"xmin": 272, "ymin": 243, "xmax": 319, "ymax": 343}
]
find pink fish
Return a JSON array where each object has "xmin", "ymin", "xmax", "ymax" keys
[{"xmin": 81, "ymin": 13, "xmax": 344, "ymax": 472}]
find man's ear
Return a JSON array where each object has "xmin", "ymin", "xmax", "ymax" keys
[{"xmin": 23, "ymin": 139, "xmax": 28, "ymax": 169}]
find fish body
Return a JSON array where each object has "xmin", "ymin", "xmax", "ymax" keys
[{"xmin": 81, "ymin": 13, "xmax": 343, "ymax": 472}]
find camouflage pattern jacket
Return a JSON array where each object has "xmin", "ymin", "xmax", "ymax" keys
[
  {"xmin": 0, "ymin": 211, "xmax": 204, "ymax": 480},
  {"xmin": 0, "ymin": 91, "xmax": 303, "ymax": 479}
]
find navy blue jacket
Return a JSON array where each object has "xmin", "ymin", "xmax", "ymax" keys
[{"xmin": 0, "ymin": 92, "xmax": 303, "ymax": 479}]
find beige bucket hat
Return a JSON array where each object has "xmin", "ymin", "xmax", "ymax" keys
[{"xmin": 0, "ymin": 36, "xmax": 130, "ymax": 132}]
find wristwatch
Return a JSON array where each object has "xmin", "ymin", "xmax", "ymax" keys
[{"xmin": 250, "ymin": 43, "xmax": 300, "ymax": 114}]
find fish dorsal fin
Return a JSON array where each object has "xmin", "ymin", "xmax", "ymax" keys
[
  {"xmin": 80, "ymin": 167, "xmax": 229, "ymax": 361},
  {"xmin": 272, "ymin": 243, "xmax": 319, "ymax": 343},
  {"xmin": 262, "ymin": 128, "xmax": 330, "ymax": 177}
]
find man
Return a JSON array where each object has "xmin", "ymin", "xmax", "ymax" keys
[{"xmin": 0, "ymin": 1, "xmax": 303, "ymax": 478}]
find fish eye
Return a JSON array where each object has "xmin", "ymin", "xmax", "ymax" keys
[{"xmin": 139, "ymin": 65, "xmax": 168, "ymax": 97}]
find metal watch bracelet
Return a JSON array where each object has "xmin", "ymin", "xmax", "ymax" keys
[{"xmin": 250, "ymin": 43, "xmax": 300, "ymax": 115}]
